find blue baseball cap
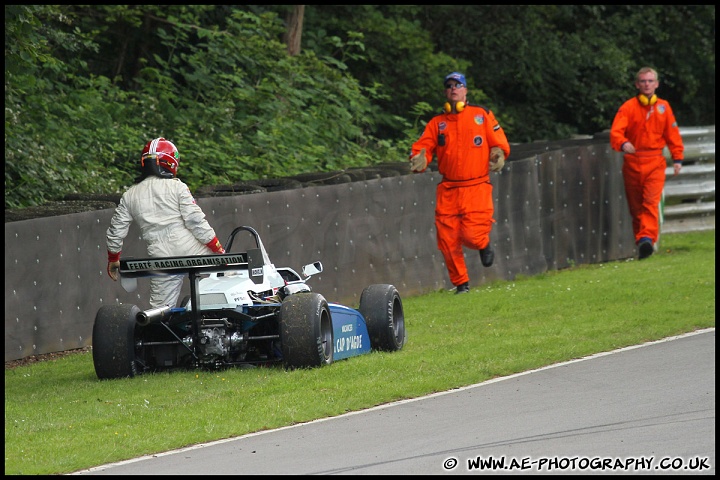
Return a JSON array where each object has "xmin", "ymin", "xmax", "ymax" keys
[{"xmin": 444, "ymin": 72, "xmax": 466, "ymax": 86}]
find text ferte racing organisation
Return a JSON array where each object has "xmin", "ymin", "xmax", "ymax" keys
[{"xmin": 123, "ymin": 254, "xmax": 247, "ymax": 272}]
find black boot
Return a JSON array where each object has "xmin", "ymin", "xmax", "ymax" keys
[
  {"xmin": 455, "ymin": 282, "xmax": 469, "ymax": 294},
  {"xmin": 638, "ymin": 238, "xmax": 654, "ymax": 260},
  {"xmin": 480, "ymin": 244, "xmax": 495, "ymax": 267}
]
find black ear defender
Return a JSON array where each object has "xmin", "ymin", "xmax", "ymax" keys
[
  {"xmin": 637, "ymin": 94, "xmax": 657, "ymax": 106},
  {"xmin": 443, "ymin": 101, "xmax": 466, "ymax": 113},
  {"xmin": 140, "ymin": 153, "xmax": 158, "ymax": 167}
]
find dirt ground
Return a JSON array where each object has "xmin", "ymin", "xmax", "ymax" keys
[{"xmin": 4, "ymin": 347, "xmax": 92, "ymax": 370}]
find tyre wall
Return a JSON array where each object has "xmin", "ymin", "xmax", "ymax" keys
[{"xmin": 5, "ymin": 129, "xmax": 712, "ymax": 362}]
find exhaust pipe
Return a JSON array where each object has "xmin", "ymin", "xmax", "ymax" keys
[{"xmin": 136, "ymin": 305, "xmax": 173, "ymax": 326}]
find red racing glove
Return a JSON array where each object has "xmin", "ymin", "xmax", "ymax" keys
[{"xmin": 206, "ymin": 236, "xmax": 225, "ymax": 254}]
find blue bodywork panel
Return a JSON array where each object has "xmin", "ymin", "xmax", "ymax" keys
[{"xmin": 329, "ymin": 304, "xmax": 371, "ymax": 360}]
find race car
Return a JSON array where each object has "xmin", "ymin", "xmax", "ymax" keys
[{"xmin": 92, "ymin": 225, "xmax": 406, "ymax": 379}]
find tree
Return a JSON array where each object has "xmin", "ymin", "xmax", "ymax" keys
[
  {"xmin": 5, "ymin": 5, "xmax": 714, "ymax": 209},
  {"xmin": 284, "ymin": 5, "xmax": 305, "ymax": 56},
  {"xmin": 4, "ymin": 6, "xmax": 403, "ymax": 208}
]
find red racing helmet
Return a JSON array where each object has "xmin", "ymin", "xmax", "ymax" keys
[{"xmin": 141, "ymin": 137, "xmax": 179, "ymax": 178}]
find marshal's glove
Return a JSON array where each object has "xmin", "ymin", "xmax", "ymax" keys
[
  {"xmin": 409, "ymin": 148, "xmax": 427, "ymax": 172},
  {"xmin": 489, "ymin": 147, "xmax": 506, "ymax": 172}
]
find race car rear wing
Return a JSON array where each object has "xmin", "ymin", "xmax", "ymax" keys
[{"xmin": 118, "ymin": 248, "xmax": 265, "ymax": 293}]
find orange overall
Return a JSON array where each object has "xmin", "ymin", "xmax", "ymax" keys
[
  {"xmin": 411, "ymin": 105, "xmax": 510, "ymax": 286},
  {"xmin": 610, "ymin": 97, "xmax": 684, "ymax": 245}
]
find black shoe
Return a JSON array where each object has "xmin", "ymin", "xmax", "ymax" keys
[
  {"xmin": 455, "ymin": 282, "xmax": 469, "ymax": 294},
  {"xmin": 638, "ymin": 239, "xmax": 654, "ymax": 260},
  {"xmin": 480, "ymin": 244, "xmax": 495, "ymax": 267}
]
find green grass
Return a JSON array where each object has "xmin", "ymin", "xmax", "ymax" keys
[{"xmin": 4, "ymin": 230, "xmax": 715, "ymax": 475}]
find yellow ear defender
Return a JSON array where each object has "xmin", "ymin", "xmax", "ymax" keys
[
  {"xmin": 443, "ymin": 101, "xmax": 465, "ymax": 113},
  {"xmin": 637, "ymin": 94, "xmax": 657, "ymax": 106}
]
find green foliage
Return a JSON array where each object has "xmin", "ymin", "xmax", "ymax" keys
[
  {"xmin": 4, "ymin": 230, "xmax": 715, "ymax": 474},
  {"xmin": 4, "ymin": 5, "xmax": 715, "ymax": 208},
  {"xmin": 302, "ymin": 5, "xmax": 467, "ymax": 138},
  {"xmin": 4, "ymin": 6, "xmax": 401, "ymax": 208},
  {"xmin": 420, "ymin": 5, "xmax": 715, "ymax": 142}
]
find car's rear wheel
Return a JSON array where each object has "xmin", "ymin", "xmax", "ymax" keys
[
  {"xmin": 279, "ymin": 293, "xmax": 334, "ymax": 368},
  {"xmin": 359, "ymin": 284, "xmax": 406, "ymax": 351},
  {"xmin": 92, "ymin": 304, "xmax": 141, "ymax": 379}
]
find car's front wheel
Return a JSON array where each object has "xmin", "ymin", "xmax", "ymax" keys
[
  {"xmin": 279, "ymin": 293, "xmax": 333, "ymax": 368},
  {"xmin": 359, "ymin": 284, "xmax": 406, "ymax": 352}
]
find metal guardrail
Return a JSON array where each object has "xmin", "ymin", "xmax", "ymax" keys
[{"xmin": 662, "ymin": 126, "xmax": 715, "ymax": 234}]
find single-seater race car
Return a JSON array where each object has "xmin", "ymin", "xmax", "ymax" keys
[{"xmin": 92, "ymin": 225, "xmax": 406, "ymax": 379}]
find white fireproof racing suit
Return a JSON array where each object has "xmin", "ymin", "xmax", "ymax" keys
[{"xmin": 107, "ymin": 176, "xmax": 220, "ymax": 307}]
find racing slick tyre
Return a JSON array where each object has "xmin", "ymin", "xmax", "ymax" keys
[
  {"xmin": 279, "ymin": 293, "xmax": 334, "ymax": 369},
  {"xmin": 194, "ymin": 183, "xmax": 267, "ymax": 197},
  {"xmin": 63, "ymin": 192, "xmax": 123, "ymax": 205},
  {"xmin": 92, "ymin": 304, "xmax": 142, "ymax": 379},
  {"xmin": 285, "ymin": 171, "xmax": 352, "ymax": 186},
  {"xmin": 359, "ymin": 284, "xmax": 406, "ymax": 352},
  {"xmin": 254, "ymin": 178, "xmax": 303, "ymax": 192},
  {"xmin": 5, "ymin": 200, "xmax": 117, "ymax": 222},
  {"xmin": 377, "ymin": 161, "xmax": 412, "ymax": 175}
]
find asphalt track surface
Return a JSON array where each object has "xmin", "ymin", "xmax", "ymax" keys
[{"xmin": 73, "ymin": 329, "xmax": 715, "ymax": 475}]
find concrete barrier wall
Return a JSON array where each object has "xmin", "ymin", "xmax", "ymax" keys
[{"xmin": 5, "ymin": 128, "xmax": 712, "ymax": 362}]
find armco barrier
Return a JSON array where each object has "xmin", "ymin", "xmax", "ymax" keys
[
  {"xmin": 4, "ymin": 127, "xmax": 714, "ymax": 362},
  {"xmin": 661, "ymin": 125, "xmax": 715, "ymax": 234}
]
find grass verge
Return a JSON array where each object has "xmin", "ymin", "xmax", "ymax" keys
[{"xmin": 4, "ymin": 230, "xmax": 715, "ymax": 474}]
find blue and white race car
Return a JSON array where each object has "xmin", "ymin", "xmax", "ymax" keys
[{"xmin": 92, "ymin": 226, "xmax": 406, "ymax": 379}]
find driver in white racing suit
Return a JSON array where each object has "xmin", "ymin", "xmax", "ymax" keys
[{"xmin": 106, "ymin": 137, "xmax": 225, "ymax": 307}]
